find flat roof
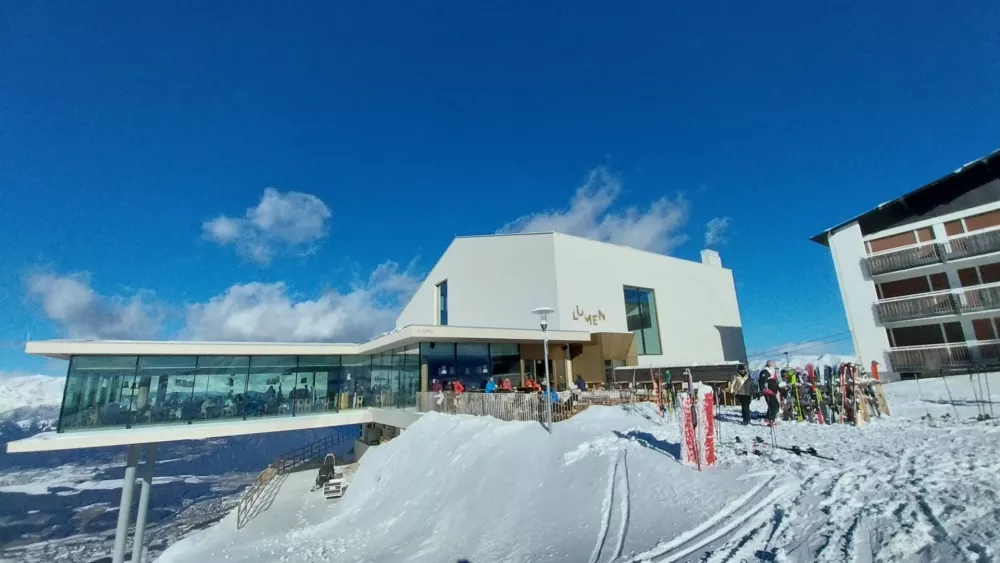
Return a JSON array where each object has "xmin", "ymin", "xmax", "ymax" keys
[
  {"xmin": 25, "ymin": 324, "xmax": 597, "ymax": 360},
  {"xmin": 810, "ymin": 148, "xmax": 1000, "ymax": 246},
  {"xmin": 5, "ymin": 408, "xmax": 421, "ymax": 453}
]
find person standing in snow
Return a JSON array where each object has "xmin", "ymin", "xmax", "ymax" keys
[
  {"xmin": 758, "ymin": 361, "xmax": 780, "ymax": 424},
  {"xmin": 484, "ymin": 377, "xmax": 497, "ymax": 393},
  {"xmin": 500, "ymin": 378, "xmax": 512, "ymax": 391},
  {"xmin": 728, "ymin": 364, "xmax": 756, "ymax": 425},
  {"xmin": 431, "ymin": 378, "xmax": 443, "ymax": 392},
  {"xmin": 575, "ymin": 374, "xmax": 587, "ymax": 392}
]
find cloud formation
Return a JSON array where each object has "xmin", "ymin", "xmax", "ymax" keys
[
  {"xmin": 182, "ymin": 261, "xmax": 421, "ymax": 343},
  {"xmin": 704, "ymin": 216, "xmax": 730, "ymax": 247},
  {"xmin": 203, "ymin": 188, "xmax": 332, "ymax": 266},
  {"xmin": 25, "ymin": 273, "xmax": 163, "ymax": 340},
  {"xmin": 499, "ymin": 168, "xmax": 690, "ymax": 255}
]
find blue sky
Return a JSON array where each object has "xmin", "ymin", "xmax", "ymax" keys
[{"xmin": 2, "ymin": 1, "xmax": 999, "ymax": 374}]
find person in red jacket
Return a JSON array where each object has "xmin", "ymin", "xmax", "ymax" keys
[
  {"xmin": 452, "ymin": 380, "xmax": 465, "ymax": 395},
  {"xmin": 500, "ymin": 378, "xmax": 512, "ymax": 391}
]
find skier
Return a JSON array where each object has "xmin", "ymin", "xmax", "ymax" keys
[
  {"xmin": 758, "ymin": 360, "xmax": 780, "ymax": 425},
  {"xmin": 727, "ymin": 364, "xmax": 756, "ymax": 425}
]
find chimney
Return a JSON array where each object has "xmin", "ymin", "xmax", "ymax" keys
[{"xmin": 700, "ymin": 249, "xmax": 722, "ymax": 267}]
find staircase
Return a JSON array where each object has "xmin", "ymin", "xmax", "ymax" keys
[{"xmin": 235, "ymin": 426, "xmax": 361, "ymax": 529}]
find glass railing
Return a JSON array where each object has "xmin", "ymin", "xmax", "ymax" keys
[{"xmin": 889, "ymin": 341, "xmax": 1000, "ymax": 371}]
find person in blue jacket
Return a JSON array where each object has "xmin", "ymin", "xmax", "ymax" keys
[{"xmin": 484, "ymin": 377, "xmax": 497, "ymax": 393}]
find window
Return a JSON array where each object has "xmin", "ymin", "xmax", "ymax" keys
[
  {"xmin": 623, "ymin": 286, "xmax": 662, "ymax": 355},
  {"xmin": 436, "ymin": 280, "xmax": 448, "ymax": 326}
]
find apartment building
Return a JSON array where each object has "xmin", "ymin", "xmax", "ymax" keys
[{"xmin": 813, "ymin": 149, "xmax": 1000, "ymax": 378}]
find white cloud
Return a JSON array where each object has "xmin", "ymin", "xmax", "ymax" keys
[
  {"xmin": 202, "ymin": 188, "xmax": 332, "ymax": 266},
  {"xmin": 182, "ymin": 261, "xmax": 421, "ymax": 343},
  {"xmin": 704, "ymin": 216, "xmax": 730, "ymax": 247},
  {"xmin": 499, "ymin": 167, "xmax": 690, "ymax": 255},
  {"xmin": 25, "ymin": 273, "xmax": 163, "ymax": 340}
]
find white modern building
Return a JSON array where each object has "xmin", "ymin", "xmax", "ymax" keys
[
  {"xmin": 8, "ymin": 231, "xmax": 745, "ymax": 562},
  {"xmin": 813, "ymin": 149, "xmax": 1000, "ymax": 379}
]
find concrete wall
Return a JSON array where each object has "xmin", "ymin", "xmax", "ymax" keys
[
  {"xmin": 551, "ymin": 233, "xmax": 746, "ymax": 366},
  {"xmin": 827, "ymin": 222, "xmax": 891, "ymax": 371},
  {"xmin": 396, "ymin": 234, "xmax": 560, "ymax": 330}
]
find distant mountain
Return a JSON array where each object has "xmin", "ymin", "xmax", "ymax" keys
[
  {"xmin": 748, "ymin": 353, "xmax": 858, "ymax": 372},
  {"xmin": 0, "ymin": 374, "xmax": 63, "ymax": 415}
]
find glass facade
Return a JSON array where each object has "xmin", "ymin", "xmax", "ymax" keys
[
  {"xmin": 56, "ymin": 341, "xmax": 523, "ymax": 433},
  {"xmin": 624, "ymin": 286, "xmax": 662, "ymax": 355}
]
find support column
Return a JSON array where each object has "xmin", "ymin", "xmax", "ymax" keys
[
  {"xmin": 131, "ymin": 444, "xmax": 157, "ymax": 563},
  {"xmin": 112, "ymin": 445, "xmax": 140, "ymax": 563}
]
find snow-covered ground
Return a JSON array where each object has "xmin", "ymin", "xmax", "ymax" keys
[{"xmin": 158, "ymin": 374, "xmax": 1000, "ymax": 563}]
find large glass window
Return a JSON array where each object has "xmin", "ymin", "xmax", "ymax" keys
[
  {"xmin": 437, "ymin": 280, "xmax": 448, "ymax": 325},
  {"xmin": 421, "ymin": 342, "xmax": 456, "ymax": 390},
  {"xmin": 456, "ymin": 343, "xmax": 490, "ymax": 390},
  {"xmin": 192, "ymin": 356, "xmax": 249, "ymax": 423},
  {"xmin": 131, "ymin": 356, "xmax": 198, "ymax": 426},
  {"xmin": 60, "ymin": 356, "xmax": 138, "ymax": 431},
  {"xmin": 489, "ymin": 343, "xmax": 520, "ymax": 384},
  {"xmin": 246, "ymin": 356, "xmax": 297, "ymax": 419},
  {"xmin": 341, "ymin": 355, "xmax": 371, "ymax": 409},
  {"xmin": 399, "ymin": 345, "xmax": 420, "ymax": 408},
  {"xmin": 370, "ymin": 353, "xmax": 392, "ymax": 408},
  {"xmin": 624, "ymin": 286, "xmax": 662, "ymax": 355},
  {"xmin": 298, "ymin": 355, "xmax": 339, "ymax": 413}
]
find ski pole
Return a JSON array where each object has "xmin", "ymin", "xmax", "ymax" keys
[
  {"xmin": 914, "ymin": 373, "xmax": 932, "ymax": 420},
  {"xmin": 975, "ymin": 367, "xmax": 990, "ymax": 418},
  {"xmin": 940, "ymin": 369, "xmax": 960, "ymax": 420},
  {"xmin": 969, "ymin": 369, "xmax": 985, "ymax": 419},
  {"xmin": 983, "ymin": 366, "xmax": 996, "ymax": 419}
]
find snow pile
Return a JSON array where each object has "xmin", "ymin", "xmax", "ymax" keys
[
  {"xmin": 158, "ymin": 374, "xmax": 1000, "ymax": 563},
  {"xmin": 0, "ymin": 374, "xmax": 63, "ymax": 416},
  {"xmin": 159, "ymin": 407, "xmax": 782, "ymax": 563}
]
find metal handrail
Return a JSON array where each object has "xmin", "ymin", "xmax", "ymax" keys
[{"xmin": 235, "ymin": 427, "xmax": 360, "ymax": 529}]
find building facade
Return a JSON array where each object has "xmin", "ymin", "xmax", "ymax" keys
[
  {"xmin": 20, "ymin": 231, "xmax": 746, "ymax": 438},
  {"xmin": 813, "ymin": 149, "xmax": 1000, "ymax": 378}
]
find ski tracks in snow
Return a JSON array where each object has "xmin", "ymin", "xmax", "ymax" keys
[
  {"xmin": 625, "ymin": 472, "xmax": 795, "ymax": 563},
  {"xmin": 590, "ymin": 448, "xmax": 632, "ymax": 563}
]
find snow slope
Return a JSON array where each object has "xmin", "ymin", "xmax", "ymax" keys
[{"xmin": 159, "ymin": 373, "xmax": 1000, "ymax": 563}]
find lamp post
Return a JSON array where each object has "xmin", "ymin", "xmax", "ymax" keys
[{"xmin": 532, "ymin": 306, "xmax": 555, "ymax": 434}]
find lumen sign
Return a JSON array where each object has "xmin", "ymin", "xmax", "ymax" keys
[{"xmin": 572, "ymin": 305, "xmax": 606, "ymax": 326}]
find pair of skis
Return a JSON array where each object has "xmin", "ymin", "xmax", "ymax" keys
[{"xmin": 732, "ymin": 436, "xmax": 834, "ymax": 461}]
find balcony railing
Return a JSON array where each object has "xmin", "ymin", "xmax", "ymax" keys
[
  {"xmin": 876, "ymin": 293, "xmax": 958, "ymax": 323},
  {"xmin": 942, "ymin": 229, "xmax": 1000, "ymax": 261},
  {"xmin": 876, "ymin": 282, "xmax": 1000, "ymax": 323},
  {"xmin": 863, "ymin": 227, "xmax": 1000, "ymax": 276},
  {"xmin": 889, "ymin": 340, "xmax": 1000, "ymax": 371}
]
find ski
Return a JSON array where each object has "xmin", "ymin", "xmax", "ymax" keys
[{"xmin": 752, "ymin": 436, "xmax": 835, "ymax": 461}]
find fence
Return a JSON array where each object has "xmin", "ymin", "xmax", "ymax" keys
[
  {"xmin": 235, "ymin": 426, "xmax": 360, "ymax": 529},
  {"xmin": 415, "ymin": 390, "xmax": 650, "ymax": 423}
]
